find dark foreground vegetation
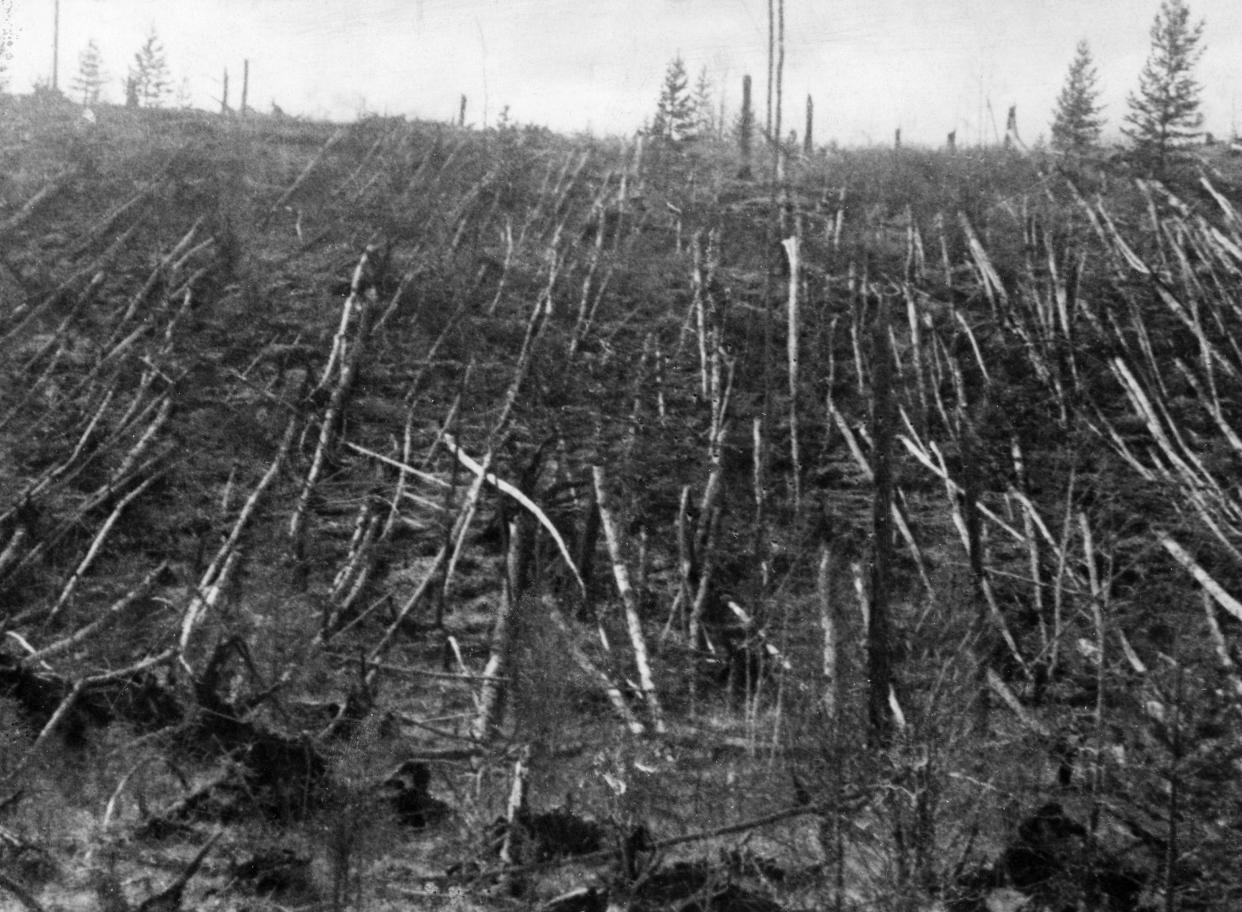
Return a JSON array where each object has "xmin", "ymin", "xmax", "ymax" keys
[{"xmin": 2, "ymin": 93, "xmax": 1242, "ymax": 911}]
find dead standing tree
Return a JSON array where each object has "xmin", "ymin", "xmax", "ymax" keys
[
  {"xmin": 804, "ymin": 94, "xmax": 814, "ymax": 155},
  {"xmin": 783, "ymin": 233, "xmax": 802, "ymax": 515},
  {"xmin": 737, "ymin": 74, "xmax": 755, "ymax": 179},
  {"xmin": 774, "ymin": 0, "xmax": 785, "ymax": 171},
  {"xmin": 765, "ymin": 0, "xmax": 774, "ymax": 141},
  {"xmin": 240, "ymin": 58, "xmax": 250, "ymax": 116}
]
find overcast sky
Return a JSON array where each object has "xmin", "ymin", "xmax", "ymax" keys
[{"xmin": 6, "ymin": 0, "xmax": 1242, "ymax": 147}]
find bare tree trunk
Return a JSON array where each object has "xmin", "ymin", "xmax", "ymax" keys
[
  {"xmin": 1081, "ymin": 513, "xmax": 1108, "ymax": 906},
  {"xmin": 473, "ymin": 602, "xmax": 516, "ymax": 744},
  {"xmin": 51, "ymin": 0, "xmax": 60, "ymax": 92},
  {"xmin": 775, "ymin": 0, "xmax": 785, "ymax": 151},
  {"xmin": 818, "ymin": 541, "xmax": 848, "ymax": 912},
  {"xmin": 739, "ymin": 74, "xmax": 754, "ymax": 179},
  {"xmin": 804, "ymin": 94, "xmax": 814, "ymax": 155},
  {"xmin": 220, "ymin": 68, "xmax": 229, "ymax": 115},
  {"xmin": 750, "ymin": 417, "xmax": 766, "ymax": 590},
  {"xmin": 593, "ymin": 465, "xmax": 666, "ymax": 734},
  {"xmin": 667, "ymin": 485, "xmax": 696, "ymax": 639},
  {"xmin": 961, "ymin": 411, "xmax": 990, "ymax": 733},
  {"xmin": 240, "ymin": 59, "xmax": 249, "ymax": 116},
  {"xmin": 500, "ymin": 748, "xmax": 531, "ymax": 896},
  {"xmin": 766, "ymin": 0, "xmax": 774, "ymax": 141},
  {"xmin": 473, "ymin": 504, "xmax": 534, "ymax": 742},
  {"xmin": 912, "ymin": 755, "xmax": 938, "ymax": 899},
  {"xmin": 903, "ymin": 286, "xmax": 928, "ymax": 435},
  {"xmin": 818, "ymin": 544, "xmax": 840, "ymax": 721},
  {"xmin": 288, "ymin": 247, "xmax": 379, "ymax": 574},
  {"xmin": 575, "ymin": 481, "xmax": 600, "ymax": 613},
  {"xmin": 547, "ymin": 601, "xmax": 645, "ymax": 735},
  {"xmin": 936, "ymin": 213, "xmax": 952, "ymax": 285},
  {"xmin": 783, "ymin": 234, "xmax": 802, "ymax": 515},
  {"xmin": 690, "ymin": 236, "xmax": 711, "ymax": 400},
  {"xmin": 868, "ymin": 290, "xmax": 895, "ymax": 746},
  {"xmin": 1164, "ymin": 658, "xmax": 1183, "ymax": 912}
]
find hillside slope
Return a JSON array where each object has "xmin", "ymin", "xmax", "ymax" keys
[{"xmin": 2, "ymin": 98, "xmax": 1242, "ymax": 911}]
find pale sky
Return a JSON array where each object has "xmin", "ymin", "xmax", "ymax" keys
[{"xmin": 5, "ymin": 0, "xmax": 1242, "ymax": 147}]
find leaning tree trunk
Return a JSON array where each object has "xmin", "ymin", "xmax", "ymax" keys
[
  {"xmin": 868, "ymin": 290, "xmax": 895, "ymax": 746},
  {"xmin": 472, "ymin": 503, "xmax": 536, "ymax": 743},
  {"xmin": 593, "ymin": 466, "xmax": 667, "ymax": 734}
]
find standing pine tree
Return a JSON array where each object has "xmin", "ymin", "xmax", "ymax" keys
[
  {"xmin": 71, "ymin": 40, "xmax": 107, "ymax": 105},
  {"xmin": 1123, "ymin": 0, "xmax": 1205, "ymax": 174},
  {"xmin": 692, "ymin": 66, "xmax": 714, "ymax": 139},
  {"xmin": 130, "ymin": 29, "xmax": 171, "ymax": 108},
  {"xmin": 651, "ymin": 56, "xmax": 695, "ymax": 143},
  {"xmin": 1050, "ymin": 40, "xmax": 1104, "ymax": 154}
]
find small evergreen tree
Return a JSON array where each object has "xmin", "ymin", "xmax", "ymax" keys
[
  {"xmin": 692, "ymin": 66, "xmax": 714, "ymax": 138},
  {"xmin": 71, "ymin": 39, "xmax": 107, "ymax": 105},
  {"xmin": 1123, "ymin": 0, "xmax": 1205, "ymax": 173},
  {"xmin": 651, "ymin": 56, "xmax": 695, "ymax": 142},
  {"xmin": 130, "ymin": 29, "xmax": 171, "ymax": 108},
  {"xmin": 1050, "ymin": 40, "xmax": 1104, "ymax": 153}
]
